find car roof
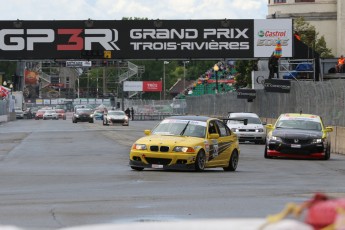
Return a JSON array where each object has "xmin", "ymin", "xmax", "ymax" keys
[
  {"xmin": 165, "ymin": 115, "xmax": 214, "ymax": 122},
  {"xmin": 279, "ymin": 113, "xmax": 320, "ymax": 119},
  {"xmin": 228, "ymin": 112, "xmax": 259, "ymax": 118}
]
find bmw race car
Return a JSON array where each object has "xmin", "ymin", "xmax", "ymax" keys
[{"xmin": 129, "ymin": 115, "xmax": 245, "ymax": 172}]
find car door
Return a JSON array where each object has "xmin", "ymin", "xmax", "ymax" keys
[{"xmin": 206, "ymin": 120, "xmax": 233, "ymax": 166}]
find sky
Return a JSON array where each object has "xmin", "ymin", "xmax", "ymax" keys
[{"xmin": 0, "ymin": 0, "xmax": 268, "ymax": 21}]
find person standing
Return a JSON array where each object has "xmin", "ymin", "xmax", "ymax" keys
[
  {"xmin": 268, "ymin": 52, "xmax": 279, "ymax": 79},
  {"xmin": 130, "ymin": 107, "xmax": 134, "ymax": 120}
]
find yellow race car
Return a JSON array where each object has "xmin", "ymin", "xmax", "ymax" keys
[{"xmin": 129, "ymin": 115, "xmax": 244, "ymax": 172}]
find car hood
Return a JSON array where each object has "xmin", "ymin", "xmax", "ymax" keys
[
  {"xmin": 272, "ymin": 128, "xmax": 322, "ymax": 139},
  {"xmin": 135, "ymin": 134, "xmax": 203, "ymax": 146}
]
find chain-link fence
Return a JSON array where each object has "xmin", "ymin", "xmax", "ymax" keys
[{"xmin": 186, "ymin": 80, "xmax": 345, "ymax": 127}]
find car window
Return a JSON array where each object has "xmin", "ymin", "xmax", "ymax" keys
[
  {"xmin": 208, "ymin": 121, "xmax": 218, "ymax": 134},
  {"xmin": 216, "ymin": 120, "xmax": 231, "ymax": 137},
  {"xmin": 228, "ymin": 117, "xmax": 261, "ymax": 124},
  {"xmin": 152, "ymin": 119, "xmax": 207, "ymax": 137},
  {"xmin": 108, "ymin": 111, "xmax": 125, "ymax": 116},
  {"xmin": 276, "ymin": 119, "xmax": 322, "ymax": 131}
]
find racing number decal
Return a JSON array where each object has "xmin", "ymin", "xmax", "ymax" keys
[{"xmin": 213, "ymin": 144, "xmax": 219, "ymax": 157}]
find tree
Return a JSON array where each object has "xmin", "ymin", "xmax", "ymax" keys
[{"xmin": 294, "ymin": 17, "xmax": 333, "ymax": 58}]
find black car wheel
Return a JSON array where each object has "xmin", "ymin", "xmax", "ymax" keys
[
  {"xmin": 195, "ymin": 150, "xmax": 206, "ymax": 172},
  {"xmin": 323, "ymin": 144, "xmax": 331, "ymax": 160},
  {"xmin": 264, "ymin": 145, "xmax": 272, "ymax": 159},
  {"xmin": 131, "ymin": 166, "xmax": 144, "ymax": 171},
  {"xmin": 223, "ymin": 150, "xmax": 238, "ymax": 171}
]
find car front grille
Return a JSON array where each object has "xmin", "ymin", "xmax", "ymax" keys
[
  {"xmin": 145, "ymin": 157, "xmax": 171, "ymax": 165},
  {"xmin": 238, "ymin": 129, "xmax": 256, "ymax": 132},
  {"xmin": 150, "ymin": 145, "xmax": 170, "ymax": 152},
  {"xmin": 283, "ymin": 138, "xmax": 312, "ymax": 144}
]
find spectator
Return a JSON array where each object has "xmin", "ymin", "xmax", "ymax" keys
[
  {"xmin": 268, "ymin": 52, "xmax": 279, "ymax": 79},
  {"xmin": 336, "ymin": 55, "xmax": 345, "ymax": 73},
  {"xmin": 130, "ymin": 107, "xmax": 134, "ymax": 120}
]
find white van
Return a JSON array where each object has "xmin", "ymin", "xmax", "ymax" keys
[{"xmin": 227, "ymin": 112, "xmax": 266, "ymax": 144}]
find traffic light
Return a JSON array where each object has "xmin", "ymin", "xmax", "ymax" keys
[{"xmin": 81, "ymin": 50, "xmax": 104, "ymax": 59}]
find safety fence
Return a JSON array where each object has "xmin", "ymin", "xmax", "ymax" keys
[{"xmin": 186, "ymin": 79, "xmax": 345, "ymax": 127}]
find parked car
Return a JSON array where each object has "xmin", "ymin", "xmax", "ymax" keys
[
  {"xmin": 55, "ymin": 109, "xmax": 66, "ymax": 120},
  {"xmin": 226, "ymin": 112, "xmax": 266, "ymax": 144},
  {"xmin": 129, "ymin": 115, "xmax": 245, "ymax": 172},
  {"xmin": 103, "ymin": 110, "xmax": 129, "ymax": 126},
  {"xmin": 72, "ymin": 108, "xmax": 94, "ymax": 123},
  {"xmin": 43, "ymin": 110, "xmax": 59, "ymax": 120},
  {"xmin": 14, "ymin": 107, "xmax": 24, "ymax": 119},
  {"xmin": 265, "ymin": 113, "xmax": 333, "ymax": 160}
]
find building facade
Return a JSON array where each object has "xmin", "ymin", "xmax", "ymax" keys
[{"xmin": 267, "ymin": 0, "xmax": 344, "ymax": 57}]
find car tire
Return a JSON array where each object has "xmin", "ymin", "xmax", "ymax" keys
[
  {"xmin": 131, "ymin": 166, "xmax": 144, "ymax": 171},
  {"xmin": 195, "ymin": 150, "xmax": 206, "ymax": 172},
  {"xmin": 264, "ymin": 146, "xmax": 272, "ymax": 159},
  {"xmin": 223, "ymin": 150, "xmax": 239, "ymax": 171},
  {"xmin": 323, "ymin": 145, "xmax": 331, "ymax": 160}
]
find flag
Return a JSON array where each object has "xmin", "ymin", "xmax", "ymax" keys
[{"xmin": 0, "ymin": 86, "xmax": 10, "ymax": 97}]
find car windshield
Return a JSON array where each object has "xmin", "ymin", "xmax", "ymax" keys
[
  {"xmin": 77, "ymin": 109, "xmax": 92, "ymax": 114},
  {"xmin": 152, "ymin": 119, "xmax": 207, "ymax": 138},
  {"xmin": 108, "ymin": 111, "xmax": 125, "ymax": 116},
  {"xmin": 276, "ymin": 119, "xmax": 322, "ymax": 131},
  {"xmin": 45, "ymin": 110, "xmax": 55, "ymax": 114},
  {"xmin": 228, "ymin": 117, "xmax": 261, "ymax": 124}
]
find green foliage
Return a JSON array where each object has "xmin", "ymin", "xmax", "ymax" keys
[
  {"xmin": 294, "ymin": 17, "xmax": 333, "ymax": 58},
  {"xmin": 0, "ymin": 61, "xmax": 17, "ymax": 80},
  {"xmin": 233, "ymin": 60, "xmax": 256, "ymax": 89}
]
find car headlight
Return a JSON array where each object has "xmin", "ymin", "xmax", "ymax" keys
[
  {"xmin": 312, "ymin": 138, "xmax": 323, "ymax": 144},
  {"xmin": 256, "ymin": 128, "xmax": 264, "ymax": 132},
  {"xmin": 75, "ymin": 114, "xmax": 79, "ymax": 118},
  {"xmin": 231, "ymin": 128, "xmax": 238, "ymax": 132},
  {"xmin": 132, "ymin": 144, "xmax": 147, "ymax": 150},
  {"xmin": 269, "ymin": 136, "xmax": 282, "ymax": 142},
  {"xmin": 173, "ymin": 146, "xmax": 195, "ymax": 153},
  {"xmin": 90, "ymin": 114, "xmax": 94, "ymax": 118}
]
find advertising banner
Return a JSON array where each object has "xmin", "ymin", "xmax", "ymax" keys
[
  {"xmin": 237, "ymin": 89, "xmax": 256, "ymax": 100},
  {"xmin": 264, "ymin": 79, "xmax": 291, "ymax": 93},
  {"xmin": 143, "ymin": 81, "xmax": 162, "ymax": 92},
  {"xmin": 0, "ymin": 19, "xmax": 292, "ymax": 60},
  {"xmin": 123, "ymin": 81, "xmax": 142, "ymax": 92}
]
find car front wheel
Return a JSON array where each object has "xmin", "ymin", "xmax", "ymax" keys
[
  {"xmin": 223, "ymin": 150, "xmax": 238, "ymax": 171},
  {"xmin": 195, "ymin": 150, "xmax": 206, "ymax": 172}
]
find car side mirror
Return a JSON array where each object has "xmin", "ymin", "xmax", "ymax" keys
[
  {"xmin": 325, "ymin": 126, "xmax": 333, "ymax": 132},
  {"xmin": 262, "ymin": 122, "xmax": 267, "ymax": 125},
  {"xmin": 209, "ymin": 133, "xmax": 219, "ymax": 139},
  {"xmin": 266, "ymin": 124, "xmax": 274, "ymax": 130},
  {"xmin": 144, "ymin": 130, "xmax": 151, "ymax": 136}
]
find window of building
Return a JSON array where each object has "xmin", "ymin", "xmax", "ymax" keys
[
  {"xmin": 274, "ymin": 0, "xmax": 286, "ymax": 3},
  {"xmin": 295, "ymin": 0, "xmax": 315, "ymax": 2}
]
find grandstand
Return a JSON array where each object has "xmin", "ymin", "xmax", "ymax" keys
[{"xmin": 186, "ymin": 61, "xmax": 237, "ymax": 96}]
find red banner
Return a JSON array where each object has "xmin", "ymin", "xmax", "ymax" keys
[{"xmin": 143, "ymin": 81, "xmax": 162, "ymax": 92}]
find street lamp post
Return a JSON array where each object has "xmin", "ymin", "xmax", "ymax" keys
[
  {"xmin": 183, "ymin": 61, "xmax": 189, "ymax": 95},
  {"xmin": 213, "ymin": 64, "xmax": 219, "ymax": 94},
  {"xmin": 163, "ymin": 61, "xmax": 169, "ymax": 100}
]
